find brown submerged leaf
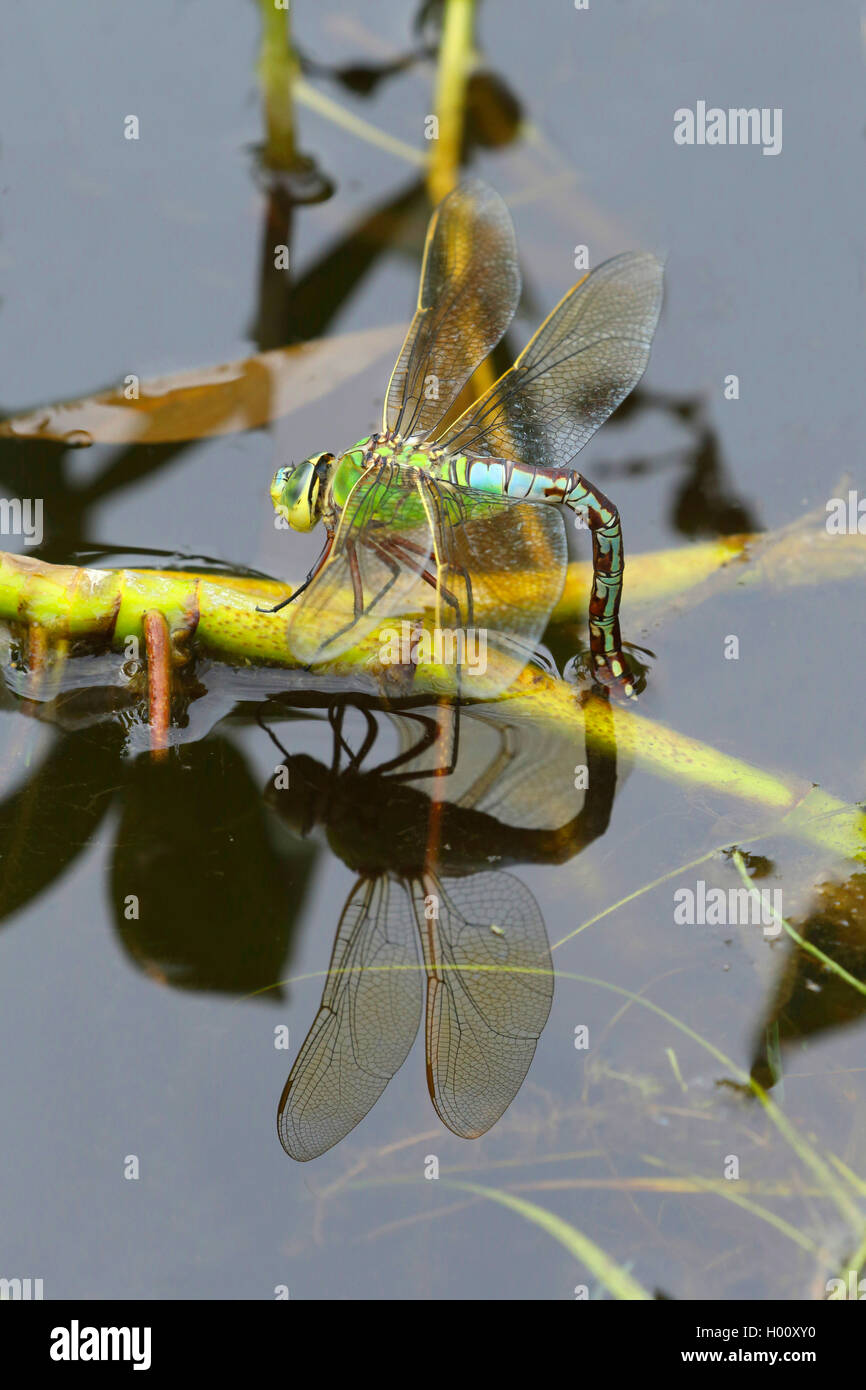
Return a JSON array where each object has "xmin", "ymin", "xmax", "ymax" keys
[{"xmin": 0, "ymin": 322, "xmax": 403, "ymax": 447}]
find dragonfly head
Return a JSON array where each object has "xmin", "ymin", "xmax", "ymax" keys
[{"xmin": 270, "ymin": 453, "xmax": 335, "ymax": 531}]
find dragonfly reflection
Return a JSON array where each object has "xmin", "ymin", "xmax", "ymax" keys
[{"xmin": 263, "ymin": 691, "xmax": 619, "ymax": 1160}]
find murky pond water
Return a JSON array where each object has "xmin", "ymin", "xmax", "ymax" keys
[{"xmin": 0, "ymin": 2, "xmax": 863, "ymax": 1300}]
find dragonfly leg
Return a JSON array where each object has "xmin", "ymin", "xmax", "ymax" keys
[
  {"xmin": 385, "ymin": 703, "xmax": 461, "ymax": 780},
  {"xmin": 566, "ymin": 480, "xmax": 635, "ymax": 698},
  {"xmin": 327, "ymin": 701, "xmax": 380, "ymax": 773},
  {"xmin": 256, "ymin": 532, "xmax": 334, "ymax": 614},
  {"xmin": 370, "ymin": 533, "xmax": 468, "ymax": 629}
]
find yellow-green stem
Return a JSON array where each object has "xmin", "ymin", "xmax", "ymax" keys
[
  {"xmin": 0, "ymin": 552, "xmax": 863, "ymax": 864},
  {"xmin": 257, "ymin": 0, "xmax": 298, "ymax": 170},
  {"xmin": 429, "ymin": 0, "xmax": 476, "ymax": 203}
]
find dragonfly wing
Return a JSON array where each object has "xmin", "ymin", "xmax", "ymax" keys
[
  {"xmin": 288, "ymin": 468, "xmax": 567, "ymax": 696},
  {"xmin": 383, "ymin": 180, "xmax": 520, "ymax": 441},
  {"xmin": 417, "ymin": 476, "xmax": 568, "ymax": 695},
  {"xmin": 431, "ymin": 251, "xmax": 663, "ymax": 464},
  {"xmin": 278, "ymin": 876, "xmax": 421, "ymax": 1161},
  {"xmin": 287, "ymin": 463, "xmax": 435, "ymax": 664},
  {"xmin": 415, "ymin": 870, "xmax": 553, "ymax": 1139}
]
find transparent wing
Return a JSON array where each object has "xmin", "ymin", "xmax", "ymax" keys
[
  {"xmin": 390, "ymin": 700, "xmax": 594, "ymax": 831},
  {"xmin": 278, "ymin": 876, "xmax": 421, "ymax": 1162},
  {"xmin": 287, "ymin": 463, "xmax": 434, "ymax": 664},
  {"xmin": 432, "ymin": 251, "xmax": 664, "ymax": 465},
  {"xmin": 414, "ymin": 870, "xmax": 553, "ymax": 1139},
  {"xmin": 384, "ymin": 180, "xmax": 520, "ymax": 440},
  {"xmin": 287, "ymin": 465, "xmax": 568, "ymax": 697}
]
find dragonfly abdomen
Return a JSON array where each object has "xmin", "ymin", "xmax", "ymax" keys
[{"xmin": 443, "ymin": 453, "xmax": 596, "ymax": 511}]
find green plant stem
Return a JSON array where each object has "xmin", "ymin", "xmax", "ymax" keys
[
  {"xmin": 429, "ymin": 0, "xmax": 476, "ymax": 203},
  {"xmin": 257, "ymin": 0, "xmax": 298, "ymax": 170},
  {"xmin": 1, "ymin": 551, "xmax": 864, "ymax": 862}
]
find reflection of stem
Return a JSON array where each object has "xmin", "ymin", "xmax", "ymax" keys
[
  {"xmin": 20, "ymin": 626, "xmax": 67, "ymax": 725},
  {"xmin": 428, "ymin": 0, "xmax": 476, "ymax": 204},
  {"xmin": 423, "ymin": 700, "xmax": 454, "ymax": 872},
  {"xmin": 257, "ymin": 0, "xmax": 298, "ymax": 170},
  {"xmin": 294, "ymin": 78, "xmax": 426, "ymax": 167}
]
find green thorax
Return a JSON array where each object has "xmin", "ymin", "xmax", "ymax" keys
[{"xmin": 330, "ymin": 435, "xmax": 452, "ymax": 508}]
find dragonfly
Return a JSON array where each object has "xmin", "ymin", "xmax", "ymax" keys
[{"xmin": 269, "ymin": 180, "xmax": 663, "ymax": 698}]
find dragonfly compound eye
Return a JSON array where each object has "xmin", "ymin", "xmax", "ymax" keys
[{"xmin": 270, "ymin": 454, "xmax": 334, "ymax": 531}]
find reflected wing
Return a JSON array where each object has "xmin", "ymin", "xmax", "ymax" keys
[
  {"xmin": 288, "ymin": 465, "xmax": 568, "ymax": 696},
  {"xmin": 432, "ymin": 252, "xmax": 663, "ymax": 465},
  {"xmin": 390, "ymin": 700, "xmax": 594, "ymax": 831},
  {"xmin": 414, "ymin": 870, "xmax": 553, "ymax": 1138},
  {"xmin": 384, "ymin": 180, "xmax": 520, "ymax": 440},
  {"xmin": 278, "ymin": 876, "xmax": 421, "ymax": 1162}
]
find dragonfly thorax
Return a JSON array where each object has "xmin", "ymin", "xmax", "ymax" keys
[
  {"xmin": 359, "ymin": 430, "xmax": 443, "ymax": 466},
  {"xmin": 271, "ymin": 433, "xmax": 448, "ymax": 533}
]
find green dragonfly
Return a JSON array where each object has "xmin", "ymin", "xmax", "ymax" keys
[{"xmin": 269, "ymin": 181, "xmax": 663, "ymax": 697}]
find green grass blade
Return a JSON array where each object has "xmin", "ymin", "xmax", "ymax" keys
[{"xmin": 447, "ymin": 1181, "xmax": 653, "ymax": 1299}]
